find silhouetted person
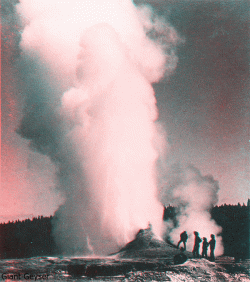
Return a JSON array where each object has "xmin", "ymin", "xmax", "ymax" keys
[
  {"xmin": 177, "ymin": 231, "xmax": 188, "ymax": 251},
  {"xmin": 209, "ymin": 234, "xmax": 216, "ymax": 261},
  {"xmin": 192, "ymin": 231, "xmax": 202, "ymax": 258},
  {"xmin": 202, "ymin": 237, "xmax": 209, "ymax": 258}
]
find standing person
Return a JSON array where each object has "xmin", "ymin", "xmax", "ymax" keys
[
  {"xmin": 209, "ymin": 234, "xmax": 216, "ymax": 261},
  {"xmin": 202, "ymin": 237, "xmax": 209, "ymax": 258},
  {"xmin": 177, "ymin": 231, "xmax": 188, "ymax": 251},
  {"xmin": 192, "ymin": 231, "xmax": 202, "ymax": 258}
]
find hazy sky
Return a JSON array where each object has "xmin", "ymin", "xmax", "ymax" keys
[{"xmin": 1, "ymin": 0, "xmax": 249, "ymax": 223}]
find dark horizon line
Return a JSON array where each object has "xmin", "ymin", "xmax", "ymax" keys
[{"xmin": 1, "ymin": 199, "xmax": 249, "ymax": 225}]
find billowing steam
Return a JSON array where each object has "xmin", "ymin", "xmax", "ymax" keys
[
  {"xmin": 160, "ymin": 164, "xmax": 224, "ymax": 256},
  {"xmin": 16, "ymin": 0, "xmax": 179, "ymax": 255}
]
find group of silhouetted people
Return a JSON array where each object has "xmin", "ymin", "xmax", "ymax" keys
[{"xmin": 177, "ymin": 231, "xmax": 216, "ymax": 261}]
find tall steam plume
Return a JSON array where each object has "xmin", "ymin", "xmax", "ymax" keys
[
  {"xmin": 160, "ymin": 164, "xmax": 224, "ymax": 256},
  {"xmin": 16, "ymin": 1, "xmax": 179, "ymax": 255}
]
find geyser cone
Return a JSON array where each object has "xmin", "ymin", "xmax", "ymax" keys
[
  {"xmin": 114, "ymin": 224, "xmax": 190, "ymax": 259},
  {"xmin": 62, "ymin": 24, "xmax": 164, "ymax": 255}
]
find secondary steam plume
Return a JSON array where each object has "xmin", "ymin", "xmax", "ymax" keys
[
  {"xmin": 16, "ymin": 1, "xmax": 179, "ymax": 255},
  {"xmin": 161, "ymin": 164, "xmax": 224, "ymax": 256}
]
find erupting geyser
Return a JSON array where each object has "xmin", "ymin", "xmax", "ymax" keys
[
  {"xmin": 17, "ymin": 0, "xmax": 179, "ymax": 255},
  {"xmin": 62, "ymin": 24, "xmax": 165, "ymax": 254}
]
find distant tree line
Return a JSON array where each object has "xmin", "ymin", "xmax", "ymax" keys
[
  {"xmin": 0, "ymin": 216, "xmax": 58, "ymax": 258},
  {"xmin": 0, "ymin": 202, "xmax": 249, "ymax": 259},
  {"xmin": 211, "ymin": 202, "xmax": 249, "ymax": 259}
]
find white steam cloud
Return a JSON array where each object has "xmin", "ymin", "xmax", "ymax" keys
[
  {"xmin": 17, "ymin": 0, "xmax": 179, "ymax": 255},
  {"xmin": 160, "ymin": 164, "xmax": 224, "ymax": 256}
]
